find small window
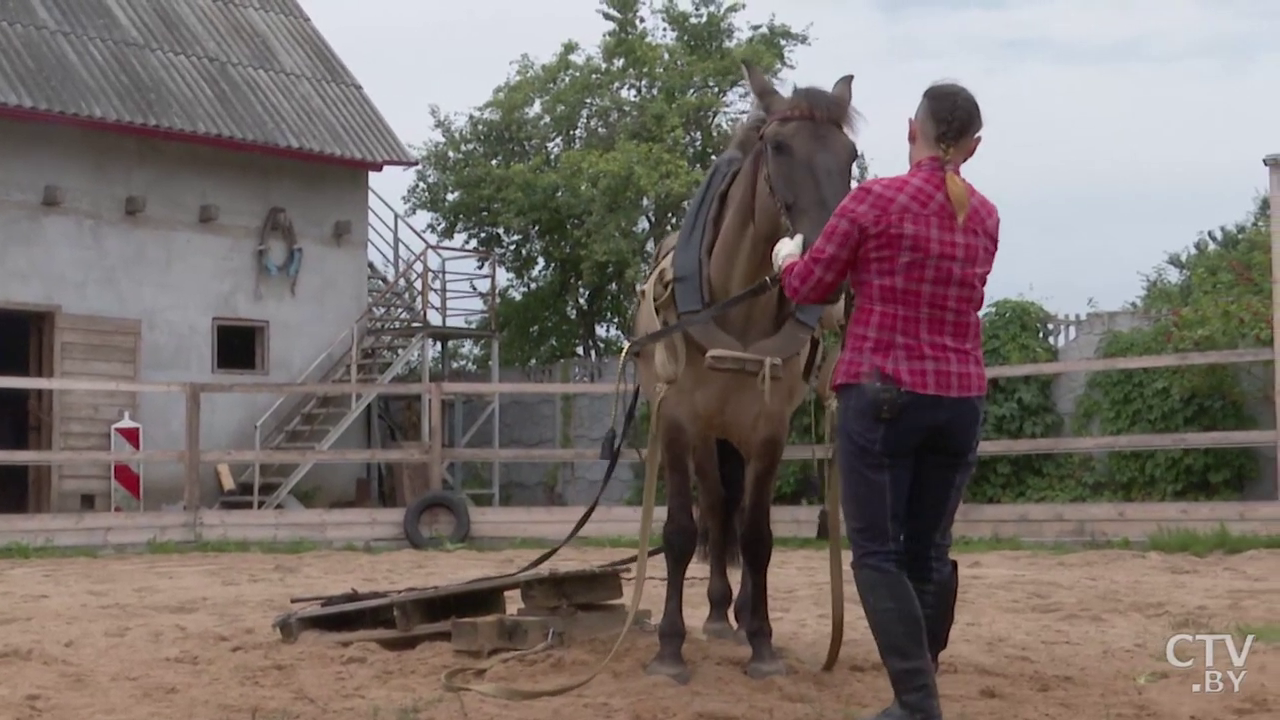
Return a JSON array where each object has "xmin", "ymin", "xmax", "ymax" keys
[{"xmin": 212, "ymin": 319, "xmax": 268, "ymax": 374}]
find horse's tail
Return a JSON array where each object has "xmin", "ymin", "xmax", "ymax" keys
[{"xmin": 696, "ymin": 438, "xmax": 746, "ymax": 567}]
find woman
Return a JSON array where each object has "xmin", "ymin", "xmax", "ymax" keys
[{"xmin": 771, "ymin": 82, "xmax": 998, "ymax": 720}]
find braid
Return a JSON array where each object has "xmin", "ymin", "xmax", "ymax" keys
[{"xmin": 921, "ymin": 83, "xmax": 982, "ymax": 227}]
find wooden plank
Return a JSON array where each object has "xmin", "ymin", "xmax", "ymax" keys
[
  {"xmin": 60, "ymin": 391, "xmax": 140, "ymax": 407},
  {"xmin": 184, "ymin": 387, "xmax": 200, "ymax": 511},
  {"xmin": 56, "ymin": 314, "xmax": 141, "ymax": 334},
  {"xmin": 56, "ymin": 329, "xmax": 139, "ymax": 349},
  {"xmin": 520, "ymin": 571, "xmax": 624, "ymax": 608},
  {"xmin": 58, "ymin": 433, "xmax": 110, "ymax": 451},
  {"xmin": 56, "ymin": 477, "xmax": 110, "ymax": 494},
  {"xmin": 316, "ymin": 621, "xmax": 452, "ymax": 646},
  {"xmin": 985, "ymin": 347, "xmax": 1272, "ymax": 379},
  {"xmin": 59, "ymin": 404, "xmax": 133, "ymax": 421},
  {"xmin": 216, "ymin": 463, "xmax": 236, "ymax": 495},
  {"xmin": 0, "ymin": 504, "xmax": 1273, "ymax": 548},
  {"xmin": 60, "ymin": 358, "xmax": 136, "ymax": 378},
  {"xmin": 61, "ymin": 343, "xmax": 137, "ymax": 363},
  {"xmin": 0, "ymin": 449, "xmax": 184, "ymax": 463},
  {"xmin": 59, "ymin": 418, "xmax": 116, "ymax": 436}
]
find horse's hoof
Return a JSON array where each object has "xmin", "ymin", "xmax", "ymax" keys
[
  {"xmin": 744, "ymin": 657, "xmax": 787, "ymax": 680},
  {"xmin": 645, "ymin": 658, "xmax": 693, "ymax": 685},
  {"xmin": 702, "ymin": 620, "xmax": 738, "ymax": 642}
]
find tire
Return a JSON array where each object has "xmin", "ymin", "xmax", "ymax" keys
[{"xmin": 403, "ymin": 490, "xmax": 471, "ymax": 549}]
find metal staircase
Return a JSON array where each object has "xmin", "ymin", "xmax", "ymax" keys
[{"xmin": 219, "ymin": 188, "xmax": 495, "ymax": 510}]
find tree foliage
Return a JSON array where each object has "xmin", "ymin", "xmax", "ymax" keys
[
  {"xmin": 405, "ymin": 0, "xmax": 810, "ymax": 366},
  {"xmin": 1072, "ymin": 195, "xmax": 1270, "ymax": 500},
  {"xmin": 966, "ymin": 299, "xmax": 1090, "ymax": 502}
]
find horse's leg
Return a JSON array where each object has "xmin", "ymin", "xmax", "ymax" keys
[
  {"xmin": 645, "ymin": 424, "xmax": 697, "ymax": 684},
  {"xmin": 740, "ymin": 435, "xmax": 787, "ymax": 679},
  {"xmin": 694, "ymin": 438, "xmax": 735, "ymax": 640}
]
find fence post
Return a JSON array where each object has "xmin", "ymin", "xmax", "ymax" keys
[
  {"xmin": 428, "ymin": 381, "xmax": 444, "ymax": 493},
  {"xmin": 1266, "ymin": 153, "xmax": 1280, "ymax": 501},
  {"xmin": 184, "ymin": 384, "xmax": 202, "ymax": 517}
]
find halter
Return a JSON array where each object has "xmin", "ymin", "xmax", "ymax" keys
[{"xmin": 749, "ymin": 109, "xmax": 852, "ymax": 238}]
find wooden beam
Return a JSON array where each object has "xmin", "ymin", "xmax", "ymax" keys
[
  {"xmin": 0, "ymin": 428, "xmax": 1275, "ymax": 466},
  {"xmin": 1266, "ymin": 152, "xmax": 1280, "ymax": 501},
  {"xmin": 184, "ymin": 386, "xmax": 201, "ymax": 511},
  {"xmin": 0, "ymin": 503, "xmax": 1275, "ymax": 549},
  {"xmin": 0, "ymin": 345, "xmax": 1270, "ymax": 398}
]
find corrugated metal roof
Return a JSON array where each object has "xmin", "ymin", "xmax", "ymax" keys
[{"xmin": 0, "ymin": 0, "xmax": 416, "ymax": 168}]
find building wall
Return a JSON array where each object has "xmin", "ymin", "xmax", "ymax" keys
[{"xmin": 0, "ymin": 118, "xmax": 371, "ymax": 509}]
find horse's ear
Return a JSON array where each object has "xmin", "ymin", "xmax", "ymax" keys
[
  {"xmin": 741, "ymin": 60, "xmax": 782, "ymax": 112},
  {"xmin": 832, "ymin": 74, "xmax": 854, "ymax": 108}
]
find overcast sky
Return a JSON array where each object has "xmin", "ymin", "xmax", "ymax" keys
[{"xmin": 304, "ymin": 0, "xmax": 1279, "ymax": 317}]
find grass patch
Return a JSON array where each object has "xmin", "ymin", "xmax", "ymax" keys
[
  {"xmin": 0, "ymin": 525, "xmax": 1275, "ymax": 561},
  {"xmin": 1146, "ymin": 524, "xmax": 1280, "ymax": 556},
  {"xmin": 1235, "ymin": 622, "xmax": 1280, "ymax": 644}
]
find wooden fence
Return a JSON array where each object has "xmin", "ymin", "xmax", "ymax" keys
[
  {"xmin": 0, "ymin": 344, "xmax": 1277, "ymax": 519},
  {"xmin": 1, "ymin": 502, "xmax": 1277, "ymax": 549}
]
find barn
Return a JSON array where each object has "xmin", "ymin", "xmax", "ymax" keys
[{"xmin": 0, "ymin": 0, "xmax": 424, "ymax": 513}]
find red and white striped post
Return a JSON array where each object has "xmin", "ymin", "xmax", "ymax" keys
[{"xmin": 110, "ymin": 412, "xmax": 144, "ymax": 512}]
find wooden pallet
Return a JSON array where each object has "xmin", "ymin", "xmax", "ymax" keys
[{"xmin": 273, "ymin": 566, "xmax": 645, "ymax": 653}]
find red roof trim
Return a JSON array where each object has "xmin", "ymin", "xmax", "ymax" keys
[{"xmin": 0, "ymin": 106, "xmax": 419, "ymax": 171}]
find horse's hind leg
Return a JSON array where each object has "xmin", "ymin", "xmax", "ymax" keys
[
  {"xmin": 645, "ymin": 425, "xmax": 697, "ymax": 684},
  {"xmin": 693, "ymin": 438, "xmax": 737, "ymax": 641},
  {"xmin": 740, "ymin": 437, "xmax": 787, "ymax": 679}
]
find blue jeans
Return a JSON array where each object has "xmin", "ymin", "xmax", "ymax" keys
[{"xmin": 836, "ymin": 383, "xmax": 983, "ymax": 582}]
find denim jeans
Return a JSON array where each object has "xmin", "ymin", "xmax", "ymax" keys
[{"xmin": 836, "ymin": 382, "xmax": 984, "ymax": 584}]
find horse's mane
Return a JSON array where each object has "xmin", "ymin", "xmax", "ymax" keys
[{"xmin": 726, "ymin": 86, "xmax": 861, "ymax": 156}]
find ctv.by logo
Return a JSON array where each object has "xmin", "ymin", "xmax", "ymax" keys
[{"xmin": 1164, "ymin": 633, "xmax": 1254, "ymax": 693}]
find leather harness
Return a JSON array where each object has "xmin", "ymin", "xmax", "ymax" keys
[{"xmin": 653, "ymin": 112, "xmax": 845, "ymax": 383}]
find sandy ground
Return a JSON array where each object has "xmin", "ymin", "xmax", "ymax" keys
[{"xmin": 0, "ymin": 546, "xmax": 1275, "ymax": 720}]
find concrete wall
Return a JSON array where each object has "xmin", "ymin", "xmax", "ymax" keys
[
  {"xmin": 429, "ymin": 311, "xmax": 1278, "ymax": 506},
  {"xmin": 0, "ymin": 118, "xmax": 371, "ymax": 508}
]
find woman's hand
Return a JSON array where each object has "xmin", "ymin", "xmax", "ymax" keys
[{"xmin": 771, "ymin": 233, "xmax": 804, "ymax": 272}]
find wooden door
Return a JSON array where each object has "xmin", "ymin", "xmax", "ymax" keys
[
  {"xmin": 53, "ymin": 314, "xmax": 141, "ymax": 511},
  {"xmin": 25, "ymin": 313, "xmax": 53, "ymax": 513}
]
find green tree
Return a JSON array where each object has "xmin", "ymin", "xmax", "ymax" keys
[
  {"xmin": 1073, "ymin": 194, "xmax": 1270, "ymax": 500},
  {"xmin": 966, "ymin": 298, "xmax": 1091, "ymax": 502},
  {"xmin": 404, "ymin": 0, "xmax": 810, "ymax": 365}
]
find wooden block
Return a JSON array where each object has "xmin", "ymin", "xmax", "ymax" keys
[
  {"xmin": 514, "ymin": 603, "xmax": 651, "ymax": 645},
  {"xmin": 318, "ymin": 620, "xmax": 451, "ymax": 651},
  {"xmin": 519, "ymin": 571, "xmax": 623, "ymax": 609},
  {"xmin": 216, "ymin": 463, "xmax": 236, "ymax": 496},
  {"xmin": 125, "ymin": 194, "xmax": 146, "ymax": 215},
  {"xmin": 393, "ymin": 587, "xmax": 505, "ymax": 630},
  {"xmin": 451, "ymin": 614, "xmax": 557, "ymax": 657},
  {"xmin": 199, "ymin": 203, "xmax": 220, "ymax": 223}
]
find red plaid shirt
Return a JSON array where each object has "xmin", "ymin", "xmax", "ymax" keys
[{"xmin": 779, "ymin": 156, "xmax": 999, "ymax": 397}]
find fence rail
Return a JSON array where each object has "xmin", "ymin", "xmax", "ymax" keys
[
  {"xmin": 1, "ymin": 344, "xmax": 1279, "ymax": 506},
  {"xmin": 0, "ymin": 502, "xmax": 1276, "ymax": 549}
]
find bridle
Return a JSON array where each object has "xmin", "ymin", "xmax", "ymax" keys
[{"xmin": 749, "ymin": 110, "xmax": 856, "ymax": 240}]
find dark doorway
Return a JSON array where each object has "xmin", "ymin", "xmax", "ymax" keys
[{"xmin": 0, "ymin": 310, "xmax": 53, "ymax": 514}]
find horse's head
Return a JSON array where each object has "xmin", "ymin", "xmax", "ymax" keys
[{"xmin": 735, "ymin": 61, "xmax": 860, "ymax": 250}]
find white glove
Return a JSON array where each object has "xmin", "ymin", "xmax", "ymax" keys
[{"xmin": 771, "ymin": 233, "xmax": 804, "ymax": 272}]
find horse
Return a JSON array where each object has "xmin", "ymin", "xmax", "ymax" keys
[{"xmin": 631, "ymin": 60, "xmax": 859, "ymax": 682}]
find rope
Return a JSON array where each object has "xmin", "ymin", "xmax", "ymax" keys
[
  {"xmin": 439, "ymin": 383, "xmax": 669, "ymax": 700},
  {"xmin": 756, "ymin": 356, "xmax": 782, "ymax": 405},
  {"xmin": 254, "ymin": 206, "xmax": 303, "ymax": 299},
  {"xmin": 820, "ymin": 394, "xmax": 843, "ymax": 671}
]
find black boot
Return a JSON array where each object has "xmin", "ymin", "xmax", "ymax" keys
[
  {"xmin": 853, "ymin": 566, "xmax": 942, "ymax": 720},
  {"xmin": 912, "ymin": 559, "xmax": 959, "ymax": 673},
  {"xmin": 929, "ymin": 560, "xmax": 959, "ymax": 671}
]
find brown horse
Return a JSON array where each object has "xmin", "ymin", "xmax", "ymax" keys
[{"xmin": 631, "ymin": 61, "xmax": 859, "ymax": 682}]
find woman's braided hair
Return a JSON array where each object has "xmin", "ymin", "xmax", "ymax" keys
[{"xmin": 920, "ymin": 83, "xmax": 983, "ymax": 226}]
